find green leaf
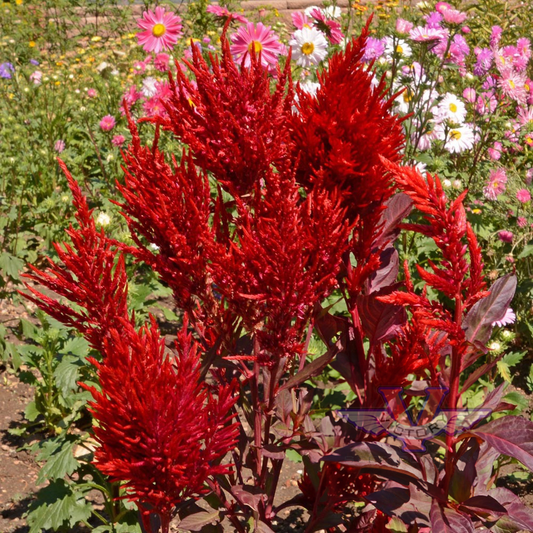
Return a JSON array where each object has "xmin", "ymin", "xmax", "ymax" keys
[
  {"xmin": 54, "ymin": 356, "xmax": 83, "ymax": 396},
  {"xmin": 36, "ymin": 436, "xmax": 80, "ymax": 484},
  {"xmin": 59, "ymin": 336, "xmax": 89, "ymax": 357},
  {"xmin": 503, "ymin": 391, "xmax": 529, "ymax": 413},
  {"xmin": 25, "ymin": 401, "xmax": 41, "ymax": 422},
  {"xmin": 497, "ymin": 360, "xmax": 511, "ymax": 383},
  {"xmin": 526, "ymin": 364, "xmax": 533, "ymax": 394},
  {"xmin": 502, "ymin": 351, "xmax": 526, "ymax": 368},
  {"xmin": 28, "ymin": 480, "xmax": 91, "ymax": 533},
  {"xmin": 0, "ymin": 251, "xmax": 24, "ymax": 280},
  {"xmin": 286, "ymin": 449, "xmax": 303, "ymax": 463},
  {"xmin": 518, "ymin": 244, "xmax": 533, "ymax": 259}
]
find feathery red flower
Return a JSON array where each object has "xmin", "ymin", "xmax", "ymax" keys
[
  {"xmin": 84, "ymin": 319, "xmax": 239, "ymax": 533},
  {"xmin": 160, "ymin": 35, "xmax": 294, "ymax": 198},
  {"xmin": 21, "ymin": 161, "xmax": 131, "ymax": 352}
]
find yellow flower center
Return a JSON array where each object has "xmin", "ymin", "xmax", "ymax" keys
[
  {"xmin": 302, "ymin": 42, "xmax": 315, "ymax": 55},
  {"xmin": 450, "ymin": 130, "xmax": 461, "ymax": 140},
  {"xmin": 403, "ymin": 89, "xmax": 413, "ymax": 103},
  {"xmin": 396, "ymin": 44, "xmax": 403, "ymax": 54},
  {"xmin": 303, "ymin": 23, "xmax": 311, "ymax": 28},
  {"xmin": 526, "ymin": 83, "xmax": 530, "ymax": 91},
  {"xmin": 248, "ymin": 40, "xmax": 263, "ymax": 53},
  {"xmin": 449, "ymin": 103, "xmax": 457, "ymax": 113},
  {"xmin": 509, "ymin": 80, "xmax": 515, "ymax": 89},
  {"xmin": 29, "ymin": 41, "xmax": 36, "ymax": 47},
  {"xmin": 152, "ymin": 23, "xmax": 166, "ymax": 38}
]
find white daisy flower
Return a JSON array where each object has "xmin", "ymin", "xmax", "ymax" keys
[
  {"xmin": 141, "ymin": 77, "xmax": 158, "ymax": 98},
  {"xmin": 435, "ymin": 123, "xmax": 475, "ymax": 153},
  {"xmin": 300, "ymin": 80, "xmax": 320, "ymax": 97},
  {"xmin": 384, "ymin": 37, "xmax": 412, "ymax": 61},
  {"xmin": 304, "ymin": 5, "xmax": 321, "ymax": 16},
  {"xmin": 290, "ymin": 28, "xmax": 328, "ymax": 68},
  {"xmin": 322, "ymin": 5, "xmax": 342, "ymax": 18},
  {"xmin": 96, "ymin": 212, "xmax": 111, "ymax": 227},
  {"xmin": 434, "ymin": 93, "xmax": 467, "ymax": 124}
]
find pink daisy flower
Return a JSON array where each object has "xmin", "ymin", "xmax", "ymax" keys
[
  {"xmin": 87, "ymin": 88, "xmax": 97, "ymax": 98},
  {"xmin": 409, "ymin": 26, "xmax": 448, "ymax": 42},
  {"xmin": 154, "ymin": 53, "xmax": 170, "ymax": 72},
  {"xmin": 99, "ymin": 115, "xmax": 116, "ymax": 131},
  {"xmin": 310, "ymin": 8, "xmax": 343, "ymax": 44},
  {"xmin": 442, "ymin": 8, "xmax": 467, "ymax": 24},
  {"xmin": 230, "ymin": 22, "xmax": 285, "ymax": 69},
  {"xmin": 517, "ymin": 188, "xmax": 531, "ymax": 203},
  {"xmin": 292, "ymin": 11, "xmax": 312, "ymax": 30},
  {"xmin": 435, "ymin": 2, "xmax": 452, "ymax": 13},
  {"xmin": 517, "ymin": 216, "xmax": 528, "ymax": 227},
  {"xmin": 112, "ymin": 135, "xmax": 126, "ymax": 147},
  {"xmin": 487, "ymin": 141, "xmax": 502, "ymax": 160},
  {"xmin": 483, "ymin": 168, "xmax": 507, "ymax": 200},
  {"xmin": 498, "ymin": 230, "xmax": 514, "ymax": 243},
  {"xmin": 492, "ymin": 307, "xmax": 516, "ymax": 326},
  {"xmin": 137, "ymin": 7, "xmax": 183, "ymax": 54},
  {"xmin": 207, "ymin": 5, "xmax": 248, "ymax": 24},
  {"xmin": 396, "ymin": 18, "xmax": 413, "ymax": 34},
  {"xmin": 498, "ymin": 70, "xmax": 527, "ymax": 104}
]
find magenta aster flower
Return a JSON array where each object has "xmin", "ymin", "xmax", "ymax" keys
[
  {"xmin": 112, "ymin": 135, "xmax": 126, "ymax": 147},
  {"xmin": 442, "ymin": 8, "xmax": 467, "ymax": 24},
  {"xmin": 487, "ymin": 141, "xmax": 502, "ymax": 160},
  {"xmin": 137, "ymin": 7, "xmax": 183, "ymax": 54},
  {"xmin": 396, "ymin": 18, "xmax": 413, "ymax": 34},
  {"xmin": 490, "ymin": 25, "xmax": 503, "ymax": 47},
  {"xmin": 498, "ymin": 70, "xmax": 527, "ymax": 104},
  {"xmin": 206, "ymin": 5, "xmax": 248, "ymax": 24},
  {"xmin": 154, "ymin": 53, "xmax": 170, "ymax": 72},
  {"xmin": 517, "ymin": 188, "xmax": 531, "ymax": 203},
  {"xmin": 483, "ymin": 168, "xmax": 507, "ymax": 200},
  {"xmin": 498, "ymin": 230, "xmax": 514, "ymax": 243},
  {"xmin": 99, "ymin": 115, "xmax": 116, "ymax": 131},
  {"xmin": 54, "ymin": 139, "xmax": 65, "ymax": 153},
  {"xmin": 230, "ymin": 22, "xmax": 285, "ymax": 69},
  {"xmin": 435, "ymin": 2, "xmax": 452, "ymax": 13},
  {"xmin": 87, "ymin": 88, "xmax": 97, "ymax": 98},
  {"xmin": 517, "ymin": 216, "xmax": 528, "ymax": 227},
  {"xmin": 409, "ymin": 26, "xmax": 447, "ymax": 42}
]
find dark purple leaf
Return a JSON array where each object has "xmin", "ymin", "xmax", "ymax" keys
[
  {"xmin": 489, "ymin": 487, "xmax": 533, "ymax": 531},
  {"xmin": 230, "ymin": 485, "xmax": 264, "ymax": 512},
  {"xmin": 178, "ymin": 511, "xmax": 220, "ymax": 531},
  {"xmin": 280, "ymin": 344, "xmax": 337, "ymax": 391},
  {"xmin": 374, "ymin": 192, "xmax": 413, "ymax": 248},
  {"xmin": 458, "ymin": 495, "xmax": 506, "ymax": 520},
  {"xmin": 461, "ymin": 358, "xmax": 503, "ymax": 393},
  {"xmin": 462, "ymin": 274, "xmax": 517, "ymax": 349},
  {"xmin": 357, "ymin": 286, "xmax": 407, "ymax": 345},
  {"xmin": 262, "ymin": 444, "xmax": 285, "ymax": 460},
  {"xmin": 450, "ymin": 440, "xmax": 479, "ymax": 503},
  {"xmin": 470, "ymin": 416, "xmax": 533, "ymax": 471},
  {"xmin": 368, "ymin": 247, "xmax": 399, "ymax": 293},
  {"xmin": 475, "ymin": 442, "xmax": 500, "ymax": 491},
  {"xmin": 364, "ymin": 486, "xmax": 410, "ymax": 513},
  {"xmin": 322, "ymin": 441, "xmax": 423, "ymax": 481},
  {"xmin": 430, "ymin": 501, "xmax": 475, "ymax": 533}
]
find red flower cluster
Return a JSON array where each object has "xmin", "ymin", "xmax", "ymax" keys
[
  {"xmin": 22, "ymin": 161, "xmax": 131, "ymax": 353},
  {"xmin": 162, "ymin": 36, "xmax": 294, "ymax": 198},
  {"xmin": 84, "ymin": 319, "xmax": 239, "ymax": 533}
]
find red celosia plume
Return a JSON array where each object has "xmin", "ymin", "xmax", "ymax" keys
[
  {"xmin": 84, "ymin": 319, "xmax": 239, "ymax": 533},
  {"xmin": 21, "ymin": 160, "xmax": 131, "ymax": 353},
  {"xmin": 161, "ymin": 35, "xmax": 294, "ymax": 198}
]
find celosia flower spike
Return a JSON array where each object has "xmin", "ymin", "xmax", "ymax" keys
[
  {"xmin": 21, "ymin": 161, "xmax": 131, "ymax": 352},
  {"xmin": 83, "ymin": 318, "xmax": 239, "ymax": 532}
]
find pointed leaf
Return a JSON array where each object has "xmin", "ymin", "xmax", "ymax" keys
[
  {"xmin": 430, "ymin": 501, "xmax": 474, "ymax": 533},
  {"xmin": 322, "ymin": 441, "xmax": 423, "ymax": 481},
  {"xmin": 459, "ymin": 495, "xmax": 507, "ymax": 519},
  {"xmin": 470, "ymin": 416, "xmax": 533, "ymax": 471},
  {"xmin": 178, "ymin": 511, "xmax": 220, "ymax": 531},
  {"xmin": 462, "ymin": 275, "xmax": 517, "ymax": 348},
  {"xmin": 489, "ymin": 487, "xmax": 533, "ymax": 531}
]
